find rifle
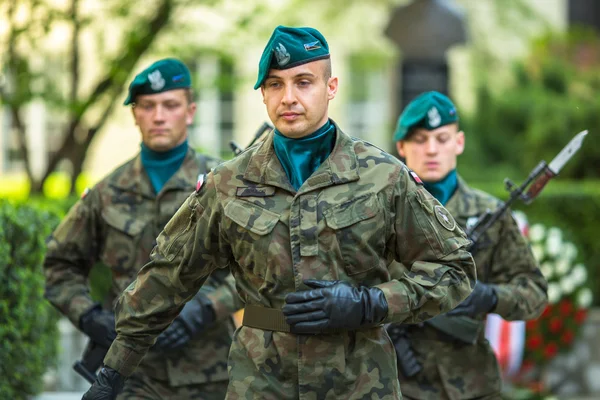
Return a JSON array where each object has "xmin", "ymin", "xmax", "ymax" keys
[
  {"xmin": 229, "ymin": 122, "xmax": 274, "ymax": 156},
  {"xmin": 73, "ymin": 339, "xmax": 108, "ymax": 384},
  {"xmin": 389, "ymin": 130, "xmax": 589, "ymax": 376},
  {"xmin": 426, "ymin": 130, "xmax": 589, "ymax": 344}
]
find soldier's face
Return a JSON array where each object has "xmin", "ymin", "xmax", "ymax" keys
[
  {"xmin": 132, "ymin": 89, "xmax": 196, "ymax": 151},
  {"xmin": 261, "ymin": 60, "xmax": 338, "ymax": 138},
  {"xmin": 396, "ymin": 124, "xmax": 465, "ymax": 182}
]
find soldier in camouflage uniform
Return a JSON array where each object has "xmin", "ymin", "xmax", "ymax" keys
[
  {"xmin": 44, "ymin": 58, "xmax": 243, "ymax": 399},
  {"xmin": 82, "ymin": 27, "xmax": 477, "ymax": 400},
  {"xmin": 390, "ymin": 91, "xmax": 548, "ymax": 400}
]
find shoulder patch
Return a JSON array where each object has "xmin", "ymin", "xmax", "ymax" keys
[
  {"xmin": 434, "ymin": 205, "xmax": 456, "ymax": 231},
  {"xmin": 196, "ymin": 173, "xmax": 206, "ymax": 193},
  {"xmin": 409, "ymin": 170, "xmax": 423, "ymax": 185},
  {"xmin": 81, "ymin": 187, "xmax": 90, "ymax": 199}
]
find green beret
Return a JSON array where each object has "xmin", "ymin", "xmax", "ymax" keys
[
  {"xmin": 254, "ymin": 25, "xmax": 330, "ymax": 90},
  {"xmin": 124, "ymin": 58, "xmax": 191, "ymax": 105},
  {"xmin": 393, "ymin": 91, "xmax": 459, "ymax": 141}
]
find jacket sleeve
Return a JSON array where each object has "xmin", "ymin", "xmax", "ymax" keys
[
  {"xmin": 104, "ymin": 173, "xmax": 232, "ymax": 377},
  {"xmin": 377, "ymin": 167, "xmax": 477, "ymax": 324},
  {"xmin": 204, "ymin": 273, "xmax": 244, "ymax": 321},
  {"xmin": 488, "ymin": 212, "xmax": 548, "ymax": 320},
  {"xmin": 43, "ymin": 190, "xmax": 101, "ymax": 327}
]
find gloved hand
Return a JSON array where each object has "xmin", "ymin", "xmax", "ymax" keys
[
  {"xmin": 386, "ymin": 324, "xmax": 422, "ymax": 377},
  {"xmin": 154, "ymin": 294, "xmax": 216, "ymax": 350},
  {"xmin": 282, "ymin": 280, "xmax": 388, "ymax": 334},
  {"xmin": 79, "ymin": 305, "xmax": 117, "ymax": 348},
  {"xmin": 82, "ymin": 366, "xmax": 125, "ymax": 400},
  {"xmin": 446, "ymin": 281, "xmax": 497, "ymax": 318}
]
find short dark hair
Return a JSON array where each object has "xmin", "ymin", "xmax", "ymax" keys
[{"xmin": 323, "ymin": 58, "xmax": 332, "ymax": 82}]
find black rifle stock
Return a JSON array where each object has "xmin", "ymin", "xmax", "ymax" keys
[
  {"xmin": 230, "ymin": 122, "xmax": 274, "ymax": 155},
  {"xmin": 73, "ymin": 339, "xmax": 108, "ymax": 384}
]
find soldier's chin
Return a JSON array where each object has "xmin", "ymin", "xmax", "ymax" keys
[
  {"xmin": 422, "ymin": 171, "xmax": 444, "ymax": 183},
  {"xmin": 275, "ymin": 123, "xmax": 306, "ymax": 139},
  {"xmin": 147, "ymin": 138, "xmax": 173, "ymax": 152}
]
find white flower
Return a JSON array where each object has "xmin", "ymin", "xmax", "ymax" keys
[
  {"xmin": 547, "ymin": 283, "xmax": 562, "ymax": 304},
  {"xmin": 555, "ymin": 258, "xmax": 571, "ymax": 276},
  {"xmin": 560, "ymin": 276, "xmax": 576, "ymax": 295},
  {"xmin": 529, "ymin": 224, "xmax": 546, "ymax": 243},
  {"xmin": 540, "ymin": 262, "xmax": 554, "ymax": 279},
  {"xmin": 531, "ymin": 244, "xmax": 545, "ymax": 262},
  {"xmin": 571, "ymin": 264, "xmax": 588, "ymax": 285},
  {"xmin": 577, "ymin": 288, "xmax": 593, "ymax": 308},
  {"xmin": 546, "ymin": 229, "xmax": 563, "ymax": 257},
  {"xmin": 563, "ymin": 242, "xmax": 578, "ymax": 262}
]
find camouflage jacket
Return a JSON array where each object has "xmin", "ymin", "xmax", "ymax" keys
[
  {"xmin": 44, "ymin": 148, "xmax": 243, "ymax": 386},
  {"xmin": 104, "ymin": 126, "xmax": 476, "ymax": 400},
  {"xmin": 398, "ymin": 178, "xmax": 548, "ymax": 400}
]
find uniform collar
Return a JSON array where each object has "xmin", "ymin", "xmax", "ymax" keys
[
  {"xmin": 109, "ymin": 147, "xmax": 201, "ymax": 198},
  {"xmin": 243, "ymin": 120, "xmax": 360, "ymax": 194},
  {"xmin": 444, "ymin": 176, "xmax": 482, "ymax": 217}
]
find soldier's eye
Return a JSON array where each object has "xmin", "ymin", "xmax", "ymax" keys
[{"xmin": 139, "ymin": 103, "xmax": 154, "ymax": 111}]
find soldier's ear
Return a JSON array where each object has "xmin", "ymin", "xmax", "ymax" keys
[
  {"xmin": 455, "ymin": 131, "xmax": 465, "ymax": 156},
  {"xmin": 396, "ymin": 141, "xmax": 406, "ymax": 158},
  {"xmin": 131, "ymin": 107, "xmax": 139, "ymax": 126}
]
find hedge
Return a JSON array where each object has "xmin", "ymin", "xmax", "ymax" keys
[{"xmin": 0, "ymin": 201, "xmax": 61, "ymax": 399}]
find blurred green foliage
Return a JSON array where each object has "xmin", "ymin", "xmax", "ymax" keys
[
  {"xmin": 472, "ymin": 180, "xmax": 600, "ymax": 306},
  {"xmin": 460, "ymin": 27, "xmax": 600, "ymax": 183},
  {"xmin": 0, "ymin": 201, "xmax": 61, "ymax": 399}
]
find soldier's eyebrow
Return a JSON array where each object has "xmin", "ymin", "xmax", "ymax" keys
[{"xmin": 266, "ymin": 72, "xmax": 317, "ymax": 80}]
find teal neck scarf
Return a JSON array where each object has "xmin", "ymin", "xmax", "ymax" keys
[
  {"xmin": 140, "ymin": 140, "xmax": 188, "ymax": 194},
  {"xmin": 273, "ymin": 120, "xmax": 336, "ymax": 191},
  {"xmin": 423, "ymin": 169, "xmax": 458, "ymax": 206}
]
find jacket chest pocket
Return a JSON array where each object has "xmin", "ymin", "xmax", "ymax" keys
[
  {"xmin": 324, "ymin": 194, "xmax": 385, "ymax": 276},
  {"xmin": 100, "ymin": 207, "xmax": 149, "ymax": 274},
  {"xmin": 223, "ymin": 200, "xmax": 279, "ymax": 278}
]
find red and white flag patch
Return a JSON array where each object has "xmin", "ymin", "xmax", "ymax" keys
[
  {"xmin": 196, "ymin": 174, "xmax": 206, "ymax": 193},
  {"xmin": 409, "ymin": 170, "xmax": 423, "ymax": 185}
]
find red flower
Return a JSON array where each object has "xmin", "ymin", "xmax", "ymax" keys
[
  {"xmin": 527, "ymin": 335, "xmax": 543, "ymax": 349},
  {"xmin": 549, "ymin": 317, "xmax": 563, "ymax": 334},
  {"xmin": 575, "ymin": 309, "xmax": 588, "ymax": 324},
  {"xmin": 541, "ymin": 305, "xmax": 553, "ymax": 319},
  {"xmin": 544, "ymin": 343, "xmax": 558, "ymax": 359},
  {"xmin": 526, "ymin": 320, "xmax": 538, "ymax": 332},
  {"xmin": 560, "ymin": 299, "xmax": 573, "ymax": 316},
  {"xmin": 561, "ymin": 330, "xmax": 574, "ymax": 344}
]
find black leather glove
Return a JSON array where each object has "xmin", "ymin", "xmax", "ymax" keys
[
  {"xmin": 446, "ymin": 281, "xmax": 498, "ymax": 318},
  {"xmin": 154, "ymin": 294, "xmax": 216, "ymax": 350},
  {"xmin": 386, "ymin": 324, "xmax": 422, "ymax": 378},
  {"xmin": 282, "ymin": 280, "xmax": 388, "ymax": 334},
  {"xmin": 79, "ymin": 305, "xmax": 117, "ymax": 348},
  {"xmin": 82, "ymin": 366, "xmax": 125, "ymax": 400}
]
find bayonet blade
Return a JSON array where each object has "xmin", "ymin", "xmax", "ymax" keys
[{"xmin": 548, "ymin": 130, "xmax": 588, "ymax": 174}]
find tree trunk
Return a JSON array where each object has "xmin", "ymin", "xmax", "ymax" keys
[{"xmin": 38, "ymin": 0, "xmax": 175, "ymax": 193}]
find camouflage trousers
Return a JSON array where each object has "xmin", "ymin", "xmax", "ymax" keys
[
  {"xmin": 402, "ymin": 393, "xmax": 502, "ymax": 400},
  {"xmin": 117, "ymin": 372, "xmax": 228, "ymax": 400}
]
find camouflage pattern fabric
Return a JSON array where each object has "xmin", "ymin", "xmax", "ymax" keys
[
  {"xmin": 104, "ymin": 125, "xmax": 477, "ymax": 400},
  {"xmin": 117, "ymin": 371, "xmax": 228, "ymax": 400},
  {"xmin": 396, "ymin": 178, "xmax": 548, "ymax": 400},
  {"xmin": 44, "ymin": 148, "xmax": 243, "ymax": 392}
]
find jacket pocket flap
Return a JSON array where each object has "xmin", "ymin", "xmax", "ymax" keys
[
  {"xmin": 224, "ymin": 200, "xmax": 280, "ymax": 235},
  {"xmin": 324, "ymin": 194, "xmax": 379, "ymax": 229},
  {"xmin": 101, "ymin": 207, "xmax": 147, "ymax": 236}
]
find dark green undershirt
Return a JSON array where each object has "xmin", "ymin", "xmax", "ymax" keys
[
  {"xmin": 140, "ymin": 140, "xmax": 188, "ymax": 194},
  {"xmin": 423, "ymin": 169, "xmax": 458, "ymax": 206},
  {"xmin": 273, "ymin": 120, "xmax": 336, "ymax": 190}
]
